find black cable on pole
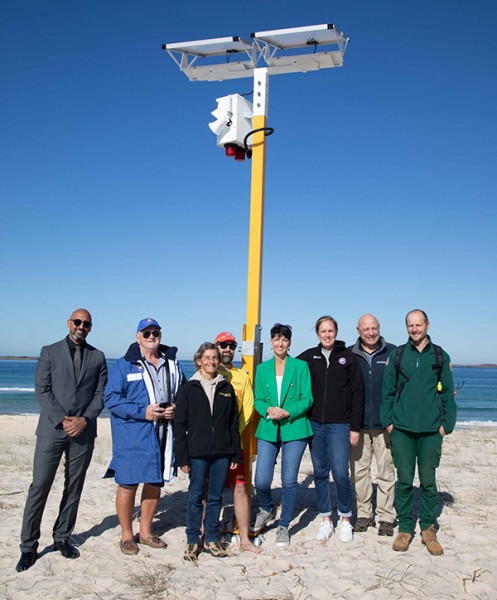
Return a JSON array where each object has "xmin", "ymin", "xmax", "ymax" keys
[{"xmin": 243, "ymin": 127, "xmax": 275, "ymax": 159}]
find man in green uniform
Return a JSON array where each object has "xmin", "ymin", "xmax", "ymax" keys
[{"xmin": 381, "ymin": 309, "xmax": 457, "ymax": 555}]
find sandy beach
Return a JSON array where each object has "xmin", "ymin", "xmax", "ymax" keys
[{"xmin": 1, "ymin": 415, "xmax": 496, "ymax": 600}]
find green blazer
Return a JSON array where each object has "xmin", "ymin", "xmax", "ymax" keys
[{"xmin": 254, "ymin": 355, "xmax": 314, "ymax": 442}]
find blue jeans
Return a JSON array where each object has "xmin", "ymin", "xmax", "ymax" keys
[
  {"xmin": 187, "ymin": 455, "xmax": 230, "ymax": 544},
  {"xmin": 309, "ymin": 421, "xmax": 353, "ymax": 518},
  {"xmin": 255, "ymin": 437, "xmax": 309, "ymax": 529}
]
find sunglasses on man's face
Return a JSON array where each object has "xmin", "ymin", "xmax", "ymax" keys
[
  {"xmin": 142, "ymin": 330, "xmax": 160, "ymax": 339},
  {"xmin": 71, "ymin": 319, "xmax": 92, "ymax": 329},
  {"xmin": 218, "ymin": 342, "xmax": 237, "ymax": 350}
]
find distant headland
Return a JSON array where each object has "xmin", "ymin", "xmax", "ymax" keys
[
  {"xmin": 0, "ymin": 356, "xmax": 39, "ymax": 361},
  {"xmin": 452, "ymin": 364, "xmax": 497, "ymax": 369}
]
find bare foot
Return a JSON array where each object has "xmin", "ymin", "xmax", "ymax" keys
[{"xmin": 240, "ymin": 541, "xmax": 263, "ymax": 554}]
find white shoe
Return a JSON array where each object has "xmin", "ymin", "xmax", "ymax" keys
[
  {"xmin": 316, "ymin": 520, "xmax": 334, "ymax": 541},
  {"xmin": 339, "ymin": 520, "xmax": 353, "ymax": 543}
]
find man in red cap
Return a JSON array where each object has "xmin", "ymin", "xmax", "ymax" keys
[{"xmin": 215, "ymin": 332, "xmax": 261, "ymax": 553}]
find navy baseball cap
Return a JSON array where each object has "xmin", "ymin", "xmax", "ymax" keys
[{"xmin": 136, "ymin": 318, "xmax": 161, "ymax": 333}]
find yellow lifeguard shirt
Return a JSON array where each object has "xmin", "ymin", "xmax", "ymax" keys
[{"xmin": 219, "ymin": 365, "xmax": 254, "ymax": 434}]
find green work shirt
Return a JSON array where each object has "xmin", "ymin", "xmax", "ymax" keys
[{"xmin": 381, "ymin": 337, "xmax": 457, "ymax": 434}]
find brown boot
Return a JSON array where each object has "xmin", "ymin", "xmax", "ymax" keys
[
  {"xmin": 421, "ymin": 525, "xmax": 444, "ymax": 556},
  {"xmin": 392, "ymin": 532, "xmax": 412, "ymax": 552}
]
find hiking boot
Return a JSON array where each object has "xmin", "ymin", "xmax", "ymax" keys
[
  {"xmin": 392, "ymin": 532, "xmax": 412, "ymax": 552},
  {"xmin": 421, "ymin": 525, "xmax": 444, "ymax": 556},
  {"xmin": 378, "ymin": 521, "xmax": 394, "ymax": 537},
  {"xmin": 183, "ymin": 543, "xmax": 200, "ymax": 562},
  {"xmin": 252, "ymin": 508, "xmax": 276, "ymax": 533},
  {"xmin": 203, "ymin": 541, "xmax": 230, "ymax": 557},
  {"xmin": 316, "ymin": 520, "xmax": 334, "ymax": 541},
  {"xmin": 338, "ymin": 520, "xmax": 353, "ymax": 543},
  {"xmin": 275, "ymin": 526, "xmax": 290, "ymax": 548},
  {"xmin": 353, "ymin": 517, "xmax": 376, "ymax": 533}
]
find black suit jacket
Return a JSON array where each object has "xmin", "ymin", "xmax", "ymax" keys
[{"xmin": 35, "ymin": 337, "xmax": 107, "ymax": 439}]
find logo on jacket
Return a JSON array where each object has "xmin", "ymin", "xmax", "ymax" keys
[{"xmin": 339, "ymin": 357, "xmax": 347, "ymax": 365}]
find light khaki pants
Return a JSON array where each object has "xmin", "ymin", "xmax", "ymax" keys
[{"xmin": 350, "ymin": 429, "xmax": 396, "ymax": 523}]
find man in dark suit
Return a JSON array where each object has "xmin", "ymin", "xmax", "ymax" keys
[{"xmin": 16, "ymin": 309, "xmax": 107, "ymax": 572}]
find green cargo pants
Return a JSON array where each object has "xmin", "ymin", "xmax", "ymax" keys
[{"xmin": 390, "ymin": 428, "xmax": 443, "ymax": 533}]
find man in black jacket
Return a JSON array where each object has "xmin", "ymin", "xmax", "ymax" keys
[{"xmin": 349, "ymin": 314, "xmax": 396, "ymax": 536}]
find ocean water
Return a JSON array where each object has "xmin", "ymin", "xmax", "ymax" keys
[
  {"xmin": 0, "ymin": 360, "xmax": 495, "ymax": 427},
  {"xmin": 0, "ymin": 359, "xmax": 196, "ymax": 417}
]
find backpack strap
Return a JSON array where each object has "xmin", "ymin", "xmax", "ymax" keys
[
  {"xmin": 394, "ymin": 344, "xmax": 409, "ymax": 397},
  {"xmin": 432, "ymin": 344, "xmax": 444, "ymax": 391},
  {"xmin": 431, "ymin": 344, "xmax": 445, "ymax": 422}
]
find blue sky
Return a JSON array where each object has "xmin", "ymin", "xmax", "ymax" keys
[{"xmin": 1, "ymin": 0, "xmax": 496, "ymax": 364}]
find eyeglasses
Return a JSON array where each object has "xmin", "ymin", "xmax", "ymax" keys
[
  {"xmin": 71, "ymin": 319, "xmax": 92, "ymax": 329},
  {"xmin": 142, "ymin": 330, "xmax": 160, "ymax": 339},
  {"xmin": 217, "ymin": 342, "xmax": 237, "ymax": 350}
]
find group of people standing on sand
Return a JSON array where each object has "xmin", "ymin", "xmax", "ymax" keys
[{"xmin": 16, "ymin": 307, "xmax": 457, "ymax": 572}]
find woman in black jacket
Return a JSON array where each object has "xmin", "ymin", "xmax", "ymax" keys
[
  {"xmin": 298, "ymin": 316, "xmax": 364, "ymax": 544},
  {"xmin": 174, "ymin": 342, "xmax": 241, "ymax": 561}
]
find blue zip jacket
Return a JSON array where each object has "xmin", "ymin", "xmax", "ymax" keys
[{"xmin": 349, "ymin": 337, "xmax": 396, "ymax": 430}]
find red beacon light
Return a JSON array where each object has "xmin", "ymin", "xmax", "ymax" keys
[
  {"xmin": 224, "ymin": 143, "xmax": 246, "ymax": 161},
  {"xmin": 224, "ymin": 143, "xmax": 237, "ymax": 157},
  {"xmin": 234, "ymin": 147, "xmax": 246, "ymax": 161}
]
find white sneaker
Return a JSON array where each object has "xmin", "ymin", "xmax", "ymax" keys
[
  {"xmin": 316, "ymin": 520, "xmax": 334, "ymax": 541},
  {"xmin": 339, "ymin": 520, "xmax": 353, "ymax": 543}
]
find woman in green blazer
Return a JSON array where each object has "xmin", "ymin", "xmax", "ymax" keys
[{"xmin": 252, "ymin": 324, "xmax": 314, "ymax": 548}]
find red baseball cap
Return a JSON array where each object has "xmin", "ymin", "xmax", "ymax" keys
[{"xmin": 215, "ymin": 331, "xmax": 237, "ymax": 345}]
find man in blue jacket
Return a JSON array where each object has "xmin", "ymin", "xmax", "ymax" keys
[
  {"xmin": 105, "ymin": 318, "xmax": 185, "ymax": 555},
  {"xmin": 349, "ymin": 314, "xmax": 396, "ymax": 536}
]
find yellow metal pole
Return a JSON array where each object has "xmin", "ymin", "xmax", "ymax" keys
[{"xmin": 241, "ymin": 68, "xmax": 269, "ymax": 486}]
